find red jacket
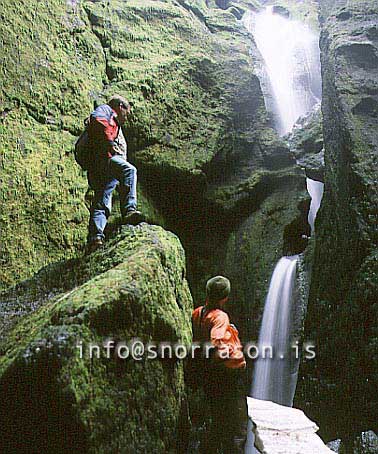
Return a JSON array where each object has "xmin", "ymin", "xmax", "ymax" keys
[
  {"xmin": 192, "ymin": 305, "xmax": 246, "ymax": 369},
  {"xmin": 88, "ymin": 104, "xmax": 120, "ymax": 159}
]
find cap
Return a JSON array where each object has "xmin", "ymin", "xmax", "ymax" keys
[{"xmin": 206, "ymin": 276, "xmax": 231, "ymax": 303}]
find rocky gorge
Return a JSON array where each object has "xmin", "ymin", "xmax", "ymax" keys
[{"xmin": 0, "ymin": 0, "xmax": 377, "ymax": 453}]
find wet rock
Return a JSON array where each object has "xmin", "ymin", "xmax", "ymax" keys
[
  {"xmin": 215, "ymin": 0, "xmax": 231, "ymax": 9},
  {"xmin": 329, "ymin": 431, "xmax": 378, "ymax": 454},
  {"xmin": 223, "ymin": 170, "xmax": 310, "ymax": 340},
  {"xmin": 336, "ymin": 10, "xmax": 352, "ymax": 21},
  {"xmin": 228, "ymin": 4, "xmax": 245, "ymax": 20},
  {"xmin": 352, "ymin": 97, "xmax": 378, "ymax": 116},
  {"xmin": 337, "ymin": 42, "xmax": 378, "ymax": 70},
  {"xmin": 272, "ymin": 5, "xmax": 290, "ymax": 18},
  {"xmin": 366, "ymin": 25, "xmax": 378, "ymax": 40},
  {"xmin": 289, "ymin": 105, "xmax": 324, "ymax": 182},
  {"xmin": 356, "ymin": 431, "xmax": 378, "ymax": 454}
]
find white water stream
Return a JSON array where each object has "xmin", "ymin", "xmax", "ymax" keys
[
  {"xmin": 251, "ymin": 256, "xmax": 299, "ymax": 406},
  {"xmin": 245, "ymin": 256, "xmax": 299, "ymax": 453},
  {"xmin": 244, "ymin": 6, "xmax": 323, "ymax": 453},
  {"xmin": 244, "ymin": 6, "xmax": 321, "ymax": 135},
  {"xmin": 307, "ymin": 178, "xmax": 324, "ymax": 233}
]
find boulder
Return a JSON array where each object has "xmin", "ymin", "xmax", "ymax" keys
[
  {"xmin": 0, "ymin": 224, "xmax": 192, "ymax": 453},
  {"xmin": 247, "ymin": 397, "xmax": 336, "ymax": 454}
]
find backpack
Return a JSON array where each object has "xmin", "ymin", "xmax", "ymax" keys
[{"xmin": 74, "ymin": 117, "xmax": 91, "ymax": 170}]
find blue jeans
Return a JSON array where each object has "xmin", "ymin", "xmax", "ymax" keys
[{"xmin": 88, "ymin": 156, "xmax": 137, "ymax": 241}]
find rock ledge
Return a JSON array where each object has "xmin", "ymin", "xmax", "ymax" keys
[{"xmin": 247, "ymin": 397, "xmax": 335, "ymax": 454}]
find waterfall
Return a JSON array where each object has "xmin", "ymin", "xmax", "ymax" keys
[
  {"xmin": 245, "ymin": 256, "xmax": 298, "ymax": 453},
  {"xmin": 252, "ymin": 256, "xmax": 299, "ymax": 406},
  {"xmin": 307, "ymin": 178, "xmax": 324, "ymax": 233},
  {"xmin": 244, "ymin": 7, "xmax": 321, "ymax": 135},
  {"xmin": 244, "ymin": 7, "xmax": 323, "ymax": 453}
]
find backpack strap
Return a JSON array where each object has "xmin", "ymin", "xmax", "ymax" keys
[{"xmin": 200, "ymin": 305, "xmax": 207, "ymax": 321}]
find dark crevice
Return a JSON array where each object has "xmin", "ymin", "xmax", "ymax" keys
[
  {"xmin": 283, "ymin": 198, "xmax": 311, "ymax": 255},
  {"xmin": 215, "ymin": 0, "xmax": 230, "ymax": 10},
  {"xmin": 0, "ymin": 346, "xmax": 90, "ymax": 453}
]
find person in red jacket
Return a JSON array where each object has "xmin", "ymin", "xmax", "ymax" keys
[
  {"xmin": 86, "ymin": 95, "xmax": 144, "ymax": 251},
  {"xmin": 191, "ymin": 276, "xmax": 248, "ymax": 454}
]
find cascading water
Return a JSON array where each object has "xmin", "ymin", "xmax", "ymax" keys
[
  {"xmin": 244, "ymin": 6, "xmax": 323, "ymax": 453},
  {"xmin": 307, "ymin": 177, "xmax": 324, "ymax": 233},
  {"xmin": 251, "ymin": 256, "xmax": 299, "ymax": 406},
  {"xmin": 244, "ymin": 7, "xmax": 321, "ymax": 135},
  {"xmin": 245, "ymin": 256, "xmax": 299, "ymax": 453}
]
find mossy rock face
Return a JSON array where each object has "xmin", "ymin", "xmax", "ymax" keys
[
  {"xmin": 298, "ymin": 0, "xmax": 378, "ymax": 442},
  {"xmin": 81, "ymin": 0, "xmax": 271, "ymax": 173},
  {"xmin": 0, "ymin": 224, "xmax": 193, "ymax": 453},
  {"xmin": 0, "ymin": 0, "xmax": 105, "ymax": 289},
  {"xmin": 0, "ymin": 0, "xmax": 290, "ymax": 289}
]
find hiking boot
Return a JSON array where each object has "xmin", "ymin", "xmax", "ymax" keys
[
  {"xmin": 87, "ymin": 238, "xmax": 104, "ymax": 253},
  {"xmin": 121, "ymin": 209, "xmax": 145, "ymax": 225}
]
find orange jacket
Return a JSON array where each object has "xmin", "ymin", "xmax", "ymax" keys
[{"xmin": 192, "ymin": 305, "xmax": 246, "ymax": 369}]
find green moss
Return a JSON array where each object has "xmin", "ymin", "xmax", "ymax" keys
[
  {"xmin": 0, "ymin": 224, "xmax": 192, "ymax": 452},
  {"xmin": 0, "ymin": 0, "xmax": 105, "ymax": 131},
  {"xmin": 207, "ymin": 167, "xmax": 302, "ymax": 210},
  {"xmin": 0, "ymin": 108, "xmax": 88, "ymax": 288},
  {"xmin": 1, "ymin": 0, "xmax": 268, "ymax": 288},
  {"xmin": 0, "ymin": 0, "xmax": 106, "ymax": 288}
]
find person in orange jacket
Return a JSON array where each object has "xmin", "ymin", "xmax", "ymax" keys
[{"xmin": 191, "ymin": 275, "xmax": 248, "ymax": 454}]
